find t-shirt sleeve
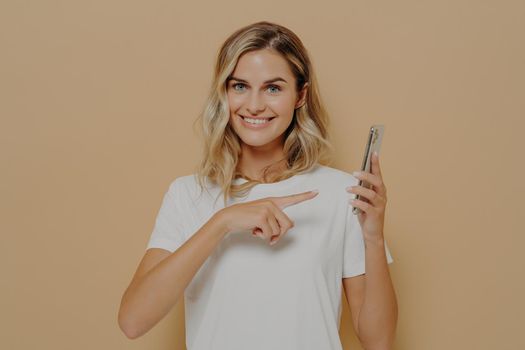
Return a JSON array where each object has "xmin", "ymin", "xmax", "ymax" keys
[
  {"xmin": 342, "ymin": 206, "xmax": 394, "ymax": 278},
  {"xmin": 145, "ymin": 178, "xmax": 188, "ymax": 253}
]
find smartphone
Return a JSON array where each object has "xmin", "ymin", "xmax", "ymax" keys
[{"xmin": 352, "ymin": 124, "xmax": 385, "ymax": 215}]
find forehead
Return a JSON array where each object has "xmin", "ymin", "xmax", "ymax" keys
[{"xmin": 232, "ymin": 49, "xmax": 295, "ymax": 82}]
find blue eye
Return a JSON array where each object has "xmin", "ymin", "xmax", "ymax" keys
[
  {"xmin": 232, "ymin": 83, "xmax": 246, "ymax": 91},
  {"xmin": 230, "ymin": 82, "xmax": 281, "ymax": 93},
  {"xmin": 267, "ymin": 85, "xmax": 281, "ymax": 93}
]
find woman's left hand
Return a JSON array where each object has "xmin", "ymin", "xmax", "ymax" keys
[{"xmin": 346, "ymin": 151, "xmax": 388, "ymax": 242}]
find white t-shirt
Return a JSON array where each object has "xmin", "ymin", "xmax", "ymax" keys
[{"xmin": 146, "ymin": 163, "xmax": 394, "ymax": 350}]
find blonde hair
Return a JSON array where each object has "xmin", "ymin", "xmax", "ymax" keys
[{"xmin": 192, "ymin": 21, "xmax": 335, "ymax": 207}]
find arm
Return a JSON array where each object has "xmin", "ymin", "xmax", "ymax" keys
[
  {"xmin": 118, "ymin": 212, "xmax": 229, "ymax": 339},
  {"xmin": 343, "ymin": 236, "xmax": 398, "ymax": 350}
]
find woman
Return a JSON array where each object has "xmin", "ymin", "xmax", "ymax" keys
[{"xmin": 118, "ymin": 21, "xmax": 397, "ymax": 349}]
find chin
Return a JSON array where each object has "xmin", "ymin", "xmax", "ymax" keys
[{"xmin": 237, "ymin": 135, "xmax": 280, "ymax": 148}]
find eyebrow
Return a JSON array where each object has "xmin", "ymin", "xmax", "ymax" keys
[{"xmin": 229, "ymin": 76, "xmax": 288, "ymax": 84}]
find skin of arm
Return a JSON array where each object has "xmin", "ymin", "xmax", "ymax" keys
[
  {"xmin": 343, "ymin": 235, "xmax": 398, "ymax": 350},
  {"xmin": 118, "ymin": 212, "xmax": 229, "ymax": 339}
]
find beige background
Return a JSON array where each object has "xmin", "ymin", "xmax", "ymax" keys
[{"xmin": 2, "ymin": 0, "xmax": 524, "ymax": 349}]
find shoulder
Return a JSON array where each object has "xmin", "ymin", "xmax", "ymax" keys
[
  {"xmin": 301, "ymin": 164, "xmax": 359, "ymax": 203},
  {"xmin": 313, "ymin": 164, "xmax": 359, "ymax": 185},
  {"xmin": 166, "ymin": 174, "xmax": 189, "ymax": 192},
  {"xmin": 163, "ymin": 174, "xmax": 196, "ymax": 199},
  {"xmin": 166, "ymin": 173, "xmax": 220, "ymax": 203},
  {"xmin": 295, "ymin": 164, "xmax": 359, "ymax": 213}
]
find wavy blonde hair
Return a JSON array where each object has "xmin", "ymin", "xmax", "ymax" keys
[{"xmin": 192, "ymin": 21, "xmax": 335, "ymax": 207}]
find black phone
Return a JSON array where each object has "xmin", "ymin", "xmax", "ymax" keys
[{"xmin": 352, "ymin": 124, "xmax": 385, "ymax": 215}]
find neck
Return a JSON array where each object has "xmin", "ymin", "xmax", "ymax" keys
[{"xmin": 237, "ymin": 139, "xmax": 288, "ymax": 182}]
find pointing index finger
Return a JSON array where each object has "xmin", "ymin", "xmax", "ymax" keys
[{"xmin": 273, "ymin": 190, "xmax": 319, "ymax": 209}]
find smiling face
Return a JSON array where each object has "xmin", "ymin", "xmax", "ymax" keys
[{"xmin": 227, "ymin": 48, "xmax": 307, "ymax": 151}]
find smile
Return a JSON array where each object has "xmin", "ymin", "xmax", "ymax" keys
[{"xmin": 239, "ymin": 115, "xmax": 276, "ymax": 129}]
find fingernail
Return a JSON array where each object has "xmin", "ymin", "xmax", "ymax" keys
[
  {"xmin": 352, "ymin": 171, "xmax": 361, "ymax": 177},
  {"xmin": 311, "ymin": 190, "xmax": 319, "ymax": 195},
  {"xmin": 270, "ymin": 239, "xmax": 277, "ymax": 245}
]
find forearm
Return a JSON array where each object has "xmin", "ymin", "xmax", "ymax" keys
[
  {"xmin": 357, "ymin": 236, "xmax": 398, "ymax": 350},
  {"xmin": 119, "ymin": 213, "xmax": 229, "ymax": 339}
]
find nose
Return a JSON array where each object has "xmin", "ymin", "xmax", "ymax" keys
[{"xmin": 245, "ymin": 91, "xmax": 266, "ymax": 115}]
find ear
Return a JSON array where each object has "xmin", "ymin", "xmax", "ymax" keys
[{"xmin": 294, "ymin": 82, "xmax": 309, "ymax": 109}]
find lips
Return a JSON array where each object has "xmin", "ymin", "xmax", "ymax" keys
[
  {"xmin": 238, "ymin": 114, "xmax": 276, "ymax": 129},
  {"xmin": 240, "ymin": 115, "xmax": 276, "ymax": 121}
]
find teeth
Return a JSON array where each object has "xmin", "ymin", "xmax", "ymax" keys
[{"xmin": 243, "ymin": 116, "xmax": 271, "ymax": 124}]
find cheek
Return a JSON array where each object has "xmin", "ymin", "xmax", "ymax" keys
[
  {"xmin": 267, "ymin": 96, "xmax": 295, "ymax": 114},
  {"xmin": 227, "ymin": 94, "xmax": 243, "ymax": 112}
]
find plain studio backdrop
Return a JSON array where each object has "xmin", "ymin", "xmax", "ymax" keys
[{"xmin": 1, "ymin": 1, "xmax": 523, "ymax": 349}]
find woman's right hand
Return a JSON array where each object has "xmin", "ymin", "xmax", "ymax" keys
[{"xmin": 216, "ymin": 190, "xmax": 319, "ymax": 245}]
